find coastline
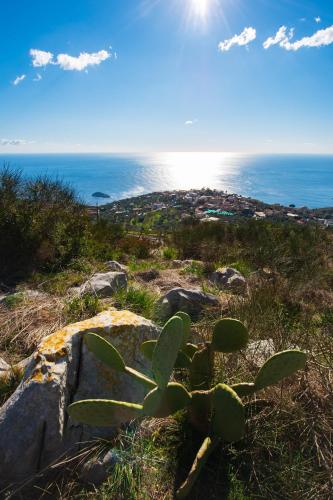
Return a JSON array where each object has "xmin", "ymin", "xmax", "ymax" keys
[{"xmin": 96, "ymin": 188, "xmax": 333, "ymax": 227}]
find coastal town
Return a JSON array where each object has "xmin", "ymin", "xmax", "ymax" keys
[{"xmin": 95, "ymin": 189, "xmax": 333, "ymax": 230}]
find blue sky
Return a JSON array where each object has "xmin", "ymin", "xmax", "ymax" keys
[{"xmin": 1, "ymin": 0, "xmax": 333, "ymax": 153}]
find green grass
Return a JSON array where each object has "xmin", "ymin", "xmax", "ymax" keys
[
  {"xmin": 162, "ymin": 246, "xmax": 178, "ymax": 260},
  {"xmin": 1, "ymin": 292, "xmax": 24, "ymax": 309},
  {"xmin": 63, "ymin": 294, "xmax": 102, "ymax": 323},
  {"xmin": 113, "ymin": 285, "xmax": 158, "ymax": 320},
  {"xmin": 181, "ymin": 261, "xmax": 205, "ymax": 278}
]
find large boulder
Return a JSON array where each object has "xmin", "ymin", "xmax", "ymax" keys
[
  {"xmin": 0, "ymin": 309, "xmax": 158, "ymax": 487},
  {"xmin": 210, "ymin": 267, "xmax": 247, "ymax": 293},
  {"xmin": 82, "ymin": 271, "xmax": 127, "ymax": 297},
  {"xmin": 158, "ymin": 287, "xmax": 219, "ymax": 320}
]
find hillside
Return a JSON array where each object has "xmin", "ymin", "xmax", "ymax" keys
[{"xmin": 0, "ymin": 173, "xmax": 332, "ymax": 499}]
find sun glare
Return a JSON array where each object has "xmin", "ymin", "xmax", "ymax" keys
[{"xmin": 192, "ymin": 0, "xmax": 209, "ymax": 18}]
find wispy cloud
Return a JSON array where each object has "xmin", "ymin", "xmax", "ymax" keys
[
  {"xmin": 263, "ymin": 25, "xmax": 333, "ymax": 51},
  {"xmin": 185, "ymin": 119, "xmax": 198, "ymax": 126},
  {"xmin": 0, "ymin": 138, "xmax": 27, "ymax": 146},
  {"xmin": 13, "ymin": 74, "xmax": 26, "ymax": 86},
  {"xmin": 33, "ymin": 73, "xmax": 42, "ymax": 82},
  {"xmin": 30, "ymin": 49, "xmax": 54, "ymax": 67},
  {"xmin": 56, "ymin": 50, "xmax": 110, "ymax": 71},
  {"xmin": 218, "ymin": 27, "xmax": 256, "ymax": 52},
  {"xmin": 315, "ymin": 16, "xmax": 321, "ymax": 24}
]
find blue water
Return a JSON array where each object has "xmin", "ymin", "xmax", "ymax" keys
[{"xmin": 1, "ymin": 152, "xmax": 332, "ymax": 208}]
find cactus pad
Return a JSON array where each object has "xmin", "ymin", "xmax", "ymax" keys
[
  {"xmin": 175, "ymin": 311, "xmax": 191, "ymax": 346},
  {"xmin": 140, "ymin": 340, "xmax": 156, "ymax": 361},
  {"xmin": 143, "ymin": 383, "xmax": 191, "ymax": 417},
  {"xmin": 68, "ymin": 399, "xmax": 143, "ymax": 426},
  {"xmin": 85, "ymin": 333, "xmax": 125, "ymax": 372},
  {"xmin": 231, "ymin": 382, "xmax": 256, "ymax": 397},
  {"xmin": 183, "ymin": 343, "xmax": 198, "ymax": 359},
  {"xmin": 212, "ymin": 318, "xmax": 249, "ymax": 353},
  {"xmin": 176, "ymin": 436, "xmax": 219, "ymax": 499},
  {"xmin": 255, "ymin": 349, "xmax": 307, "ymax": 390},
  {"xmin": 190, "ymin": 344, "xmax": 213, "ymax": 391},
  {"xmin": 152, "ymin": 316, "xmax": 184, "ymax": 389},
  {"xmin": 211, "ymin": 384, "xmax": 245, "ymax": 442}
]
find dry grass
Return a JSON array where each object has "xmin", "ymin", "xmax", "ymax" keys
[{"xmin": 0, "ymin": 295, "xmax": 66, "ymax": 363}]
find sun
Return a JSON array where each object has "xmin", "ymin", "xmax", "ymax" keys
[{"xmin": 192, "ymin": 0, "xmax": 210, "ymax": 18}]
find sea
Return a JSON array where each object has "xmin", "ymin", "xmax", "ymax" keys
[{"xmin": 1, "ymin": 152, "xmax": 333, "ymax": 208}]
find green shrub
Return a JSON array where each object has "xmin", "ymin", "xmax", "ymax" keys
[
  {"xmin": 64, "ymin": 294, "xmax": 101, "ymax": 323},
  {"xmin": 0, "ymin": 166, "xmax": 89, "ymax": 282},
  {"xmin": 163, "ymin": 247, "xmax": 178, "ymax": 260}
]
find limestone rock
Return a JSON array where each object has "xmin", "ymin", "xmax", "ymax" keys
[
  {"xmin": 82, "ymin": 272, "xmax": 127, "ymax": 297},
  {"xmin": 0, "ymin": 309, "xmax": 158, "ymax": 487},
  {"xmin": 210, "ymin": 267, "xmax": 247, "ymax": 293},
  {"xmin": 246, "ymin": 339, "xmax": 275, "ymax": 367},
  {"xmin": 158, "ymin": 287, "xmax": 219, "ymax": 320},
  {"xmin": 105, "ymin": 261, "xmax": 129, "ymax": 273}
]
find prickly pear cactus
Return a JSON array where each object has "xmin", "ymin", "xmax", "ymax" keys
[
  {"xmin": 212, "ymin": 318, "xmax": 249, "ymax": 353},
  {"xmin": 68, "ymin": 311, "xmax": 307, "ymax": 499},
  {"xmin": 254, "ymin": 349, "xmax": 307, "ymax": 390},
  {"xmin": 152, "ymin": 316, "xmax": 184, "ymax": 389}
]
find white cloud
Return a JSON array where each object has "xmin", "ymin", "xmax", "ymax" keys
[
  {"xmin": 56, "ymin": 49, "xmax": 110, "ymax": 71},
  {"xmin": 185, "ymin": 119, "xmax": 198, "ymax": 126},
  {"xmin": 282, "ymin": 25, "xmax": 333, "ymax": 50},
  {"xmin": 30, "ymin": 49, "xmax": 54, "ymax": 67},
  {"xmin": 263, "ymin": 26, "xmax": 290, "ymax": 49},
  {"xmin": 0, "ymin": 138, "xmax": 27, "ymax": 146},
  {"xmin": 33, "ymin": 73, "xmax": 42, "ymax": 82},
  {"xmin": 315, "ymin": 16, "xmax": 321, "ymax": 24},
  {"xmin": 263, "ymin": 24, "xmax": 333, "ymax": 51},
  {"xmin": 218, "ymin": 27, "xmax": 256, "ymax": 52},
  {"xmin": 13, "ymin": 74, "xmax": 26, "ymax": 86}
]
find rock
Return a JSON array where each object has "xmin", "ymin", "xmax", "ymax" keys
[
  {"xmin": 0, "ymin": 357, "xmax": 10, "ymax": 373},
  {"xmin": 82, "ymin": 272, "xmax": 127, "ymax": 297},
  {"xmin": 246, "ymin": 339, "xmax": 275, "ymax": 367},
  {"xmin": 80, "ymin": 449, "xmax": 120, "ymax": 486},
  {"xmin": 105, "ymin": 261, "xmax": 129, "ymax": 273},
  {"xmin": 0, "ymin": 289, "xmax": 47, "ymax": 306},
  {"xmin": 136, "ymin": 269, "xmax": 160, "ymax": 282},
  {"xmin": 210, "ymin": 267, "xmax": 247, "ymax": 293},
  {"xmin": 14, "ymin": 355, "xmax": 34, "ymax": 374},
  {"xmin": 0, "ymin": 309, "xmax": 159, "ymax": 487},
  {"xmin": 158, "ymin": 287, "xmax": 219, "ymax": 320}
]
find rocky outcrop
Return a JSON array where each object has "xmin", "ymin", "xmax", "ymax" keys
[
  {"xmin": 81, "ymin": 272, "xmax": 127, "ymax": 297},
  {"xmin": 210, "ymin": 267, "xmax": 247, "ymax": 293},
  {"xmin": 158, "ymin": 287, "xmax": 219, "ymax": 320},
  {"xmin": 0, "ymin": 309, "xmax": 158, "ymax": 487}
]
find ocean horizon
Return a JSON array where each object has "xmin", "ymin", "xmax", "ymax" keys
[{"xmin": 1, "ymin": 152, "xmax": 332, "ymax": 209}]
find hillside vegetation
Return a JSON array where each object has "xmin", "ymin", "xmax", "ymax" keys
[{"xmin": 0, "ymin": 167, "xmax": 332, "ymax": 499}]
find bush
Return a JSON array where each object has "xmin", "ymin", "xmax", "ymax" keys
[
  {"xmin": 0, "ymin": 167, "xmax": 89, "ymax": 282},
  {"xmin": 172, "ymin": 220, "xmax": 331, "ymax": 282}
]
